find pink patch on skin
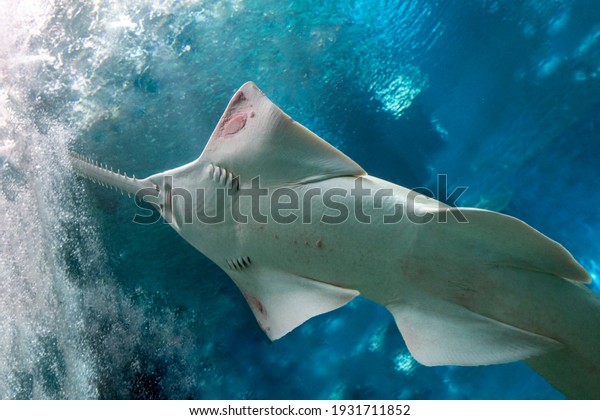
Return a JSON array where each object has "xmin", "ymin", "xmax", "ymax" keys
[
  {"xmin": 232, "ymin": 91, "xmax": 246, "ymax": 104},
  {"xmin": 250, "ymin": 296, "xmax": 266, "ymax": 315},
  {"xmin": 222, "ymin": 113, "xmax": 247, "ymax": 136},
  {"xmin": 242, "ymin": 292, "xmax": 266, "ymax": 315}
]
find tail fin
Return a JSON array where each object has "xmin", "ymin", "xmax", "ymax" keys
[{"xmin": 389, "ymin": 207, "xmax": 599, "ymax": 398}]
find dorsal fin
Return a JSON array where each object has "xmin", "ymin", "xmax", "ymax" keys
[{"xmin": 198, "ymin": 82, "xmax": 366, "ymax": 187}]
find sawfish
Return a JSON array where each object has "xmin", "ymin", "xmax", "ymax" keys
[{"xmin": 70, "ymin": 82, "xmax": 600, "ymax": 398}]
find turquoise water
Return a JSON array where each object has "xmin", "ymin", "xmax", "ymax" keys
[{"xmin": 1, "ymin": 0, "xmax": 599, "ymax": 399}]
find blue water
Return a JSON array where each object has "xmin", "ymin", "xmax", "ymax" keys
[{"xmin": 1, "ymin": 0, "xmax": 599, "ymax": 399}]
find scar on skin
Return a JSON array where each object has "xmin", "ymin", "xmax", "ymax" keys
[
  {"xmin": 222, "ymin": 113, "xmax": 247, "ymax": 136},
  {"xmin": 244, "ymin": 292, "xmax": 266, "ymax": 316}
]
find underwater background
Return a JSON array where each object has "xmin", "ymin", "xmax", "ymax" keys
[{"xmin": 1, "ymin": 0, "xmax": 599, "ymax": 399}]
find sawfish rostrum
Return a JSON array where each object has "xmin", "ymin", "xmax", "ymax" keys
[{"xmin": 71, "ymin": 82, "xmax": 600, "ymax": 399}]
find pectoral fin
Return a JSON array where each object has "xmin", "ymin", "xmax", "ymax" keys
[
  {"xmin": 198, "ymin": 82, "xmax": 366, "ymax": 188},
  {"xmin": 230, "ymin": 268, "xmax": 359, "ymax": 340}
]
